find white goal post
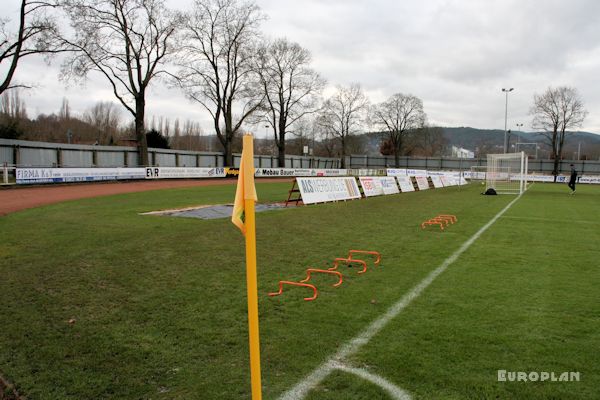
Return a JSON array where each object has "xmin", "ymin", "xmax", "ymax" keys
[{"xmin": 486, "ymin": 152, "xmax": 528, "ymax": 195}]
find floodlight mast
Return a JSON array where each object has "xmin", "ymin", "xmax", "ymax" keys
[
  {"xmin": 515, "ymin": 123, "xmax": 524, "ymax": 152},
  {"xmin": 502, "ymin": 88, "xmax": 514, "ymax": 153}
]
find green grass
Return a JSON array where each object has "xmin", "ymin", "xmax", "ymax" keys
[{"xmin": 0, "ymin": 182, "xmax": 599, "ymax": 399}]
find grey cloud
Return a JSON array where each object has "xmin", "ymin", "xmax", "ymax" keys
[{"xmin": 4, "ymin": 0, "xmax": 600, "ymax": 133}]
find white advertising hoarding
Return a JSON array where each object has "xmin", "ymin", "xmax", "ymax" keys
[
  {"xmin": 396, "ymin": 176, "xmax": 415, "ymax": 192},
  {"xmin": 145, "ymin": 167, "xmax": 226, "ymax": 179},
  {"xmin": 430, "ymin": 175, "xmax": 444, "ymax": 188},
  {"xmin": 579, "ymin": 175, "xmax": 600, "ymax": 184},
  {"xmin": 254, "ymin": 168, "xmax": 348, "ymax": 177},
  {"xmin": 16, "ymin": 168, "xmax": 146, "ymax": 184},
  {"xmin": 415, "ymin": 176, "xmax": 430, "ymax": 190},
  {"xmin": 358, "ymin": 177, "xmax": 398, "ymax": 196},
  {"xmin": 408, "ymin": 169, "xmax": 428, "ymax": 177},
  {"xmin": 380, "ymin": 176, "xmax": 400, "ymax": 194},
  {"xmin": 386, "ymin": 168, "xmax": 407, "ymax": 177},
  {"xmin": 358, "ymin": 177, "xmax": 384, "ymax": 197},
  {"xmin": 297, "ymin": 177, "xmax": 361, "ymax": 204}
]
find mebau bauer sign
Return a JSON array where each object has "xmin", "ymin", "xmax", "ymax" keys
[{"xmin": 296, "ymin": 177, "xmax": 361, "ymax": 204}]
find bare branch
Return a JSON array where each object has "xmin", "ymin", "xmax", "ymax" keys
[
  {"xmin": 60, "ymin": 0, "xmax": 179, "ymax": 165},
  {"xmin": 174, "ymin": 0, "xmax": 265, "ymax": 165},
  {"xmin": 529, "ymin": 86, "xmax": 587, "ymax": 176}
]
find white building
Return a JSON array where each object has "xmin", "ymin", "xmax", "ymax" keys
[{"xmin": 451, "ymin": 146, "xmax": 475, "ymax": 158}]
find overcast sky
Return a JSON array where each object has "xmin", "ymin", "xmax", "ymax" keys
[{"xmin": 4, "ymin": 0, "xmax": 600, "ymax": 137}]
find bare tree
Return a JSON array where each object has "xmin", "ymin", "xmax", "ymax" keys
[
  {"xmin": 0, "ymin": 88, "xmax": 28, "ymax": 138},
  {"xmin": 316, "ymin": 84, "xmax": 368, "ymax": 168},
  {"xmin": 255, "ymin": 38, "xmax": 324, "ymax": 167},
  {"xmin": 84, "ymin": 101, "xmax": 121, "ymax": 144},
  {"xmin": 0, "ymin": 89, "xmax": 28, "ymax": 120},
  {"xmin": 58, "ymin": 97, "xmax": 70, "ymax": 120},
  {"xmin": 406, "ymin": 126, "xmax": 447, "ymax": 157},
  {"xmin": 176, "ymin": 0, "xmax": 264, "ymax": 166},
  {"xmin": 371, "ymin": 93, "xmax": 426, "ymax": 167},
  {"xmin": 289, "ymin": 117, "xmax": 316, "ymax": 155},
  {"xmin": 60, "ymin": 0, "xmax": 179, "ymax": 165},
  {"xmin": 0, "ymin": 0, "xmax": 63, "ymax": 95},
  {"xmin": 530, "ymin": 86, "xmax": 587, "ymax": 179}
]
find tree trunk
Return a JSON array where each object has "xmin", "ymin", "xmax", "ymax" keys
[
  {"xmin": 552, "ymin": 157, "xmax": 560, "ymax": 182},
  {"xmin": 223, "ymin": 139, "xmax": 233, "ymax": 167},
  {"xmin": 135, "ymin": 95, "xmax": 148, "ymax": 166},
  {"xmin": 393, "ymin": 136, "xmax": 401, "ymax": 168},
  {"xmin": 277, "ymin": 131, "xmax": 286, "ymax": 168},
  {"xmin": 340, "ymin": 136, "xmax": 346, "ymax": 169}
]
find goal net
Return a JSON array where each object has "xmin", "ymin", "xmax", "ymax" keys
[
  {"xmin": 469, "ymin": 166, "xmax": 487, "ymax": 182},
  {"xmin": 486, "ymin": 152, "xmax": 528, "ymax": 194}
]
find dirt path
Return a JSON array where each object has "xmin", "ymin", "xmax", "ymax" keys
[{"xmin": 0, "ymin": 178, "xmax": 293, "ymax": 216}]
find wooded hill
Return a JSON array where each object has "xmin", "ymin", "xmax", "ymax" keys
[{"xmin": 440, "ymin": 127, "xmax": 600, "ymax": 159}]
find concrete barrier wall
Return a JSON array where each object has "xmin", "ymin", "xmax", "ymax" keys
[
  {"xmin": 2, "ymin": 138, "xmax": 598, "ymax": 174},
  {"xmin": 347, "ymin": 154, "xmax": 600, "ymax": 175},
  {"xmin": 0, "ymin": 138, "xmax": 341, "ymax": 169}
]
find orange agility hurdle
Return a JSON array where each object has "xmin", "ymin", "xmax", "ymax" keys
[
  {"xmin": 328, "ymin": 257, "xmax": 368, "ymax": 274},
  {"xmin": 430, "ymin": 217, "xmax": 451, "ymax": 226},
  {"xmin": 268, "ymin": 281, "xmax": 318, "ymax": 301},
  {"xmin": 348, "ymin": 250, "xmax": 381, "ymax": 266},
  {"xmin": 421, "ymin": 220, "xmax": 444, "ymax": 230},
  {"xmin": 300, "ymin": 269, "xmax": 343, "ymax": 287},
  {"xmin": 437, "ymin": 214, "xmax": 457, "ymax": 223}
]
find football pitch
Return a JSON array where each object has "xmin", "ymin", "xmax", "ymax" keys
[{"xmin": 0, "ymin": 182, "xmax": 599, "ymax": 399}]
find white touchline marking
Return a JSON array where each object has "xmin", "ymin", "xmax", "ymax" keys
[
  {"xmin": 278, "ymin": 194, "xmax": 523, "ymax": 400},
  {"xmin": 501, "ymin": 215, "xmax": 598, "ymax": 225},
  {"xmin": 332, "ymin": 362, "xmax": 412, "ymax": 400}
]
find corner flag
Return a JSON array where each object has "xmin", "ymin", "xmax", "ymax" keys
[
  {"xmin": 232, "ymin": 134, "xmax": 262, "ymax": 400},
  {"xmin": 232, "ymin": 135, "xmax": 258, "ymax": 235}
]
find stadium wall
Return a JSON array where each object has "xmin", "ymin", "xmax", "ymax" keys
[
  {"xmin": 346, "ymin": 154, "xmax": 600, "ymax": 175},
  {"xmin": 2, "ymin": 138, "xmax": 599, "ymax": 175},
  {"xmin": 0, "ymin": 139, "xmax": 339, "ymax": 169}
]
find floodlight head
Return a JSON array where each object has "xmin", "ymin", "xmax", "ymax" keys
[{"xmin": 502, "ymin": 88, "xmax": 514, "ymax": 92}]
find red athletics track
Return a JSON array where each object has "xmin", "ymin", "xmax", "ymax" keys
[{"xmin": 0, "ymin": 178, "xmax": 293, "ymax": 216}]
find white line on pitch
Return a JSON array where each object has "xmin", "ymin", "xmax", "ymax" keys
[
  {"xmin": 501, "ymin": 215, "xmax": 598, "ymax": 225},
  {"xmin": 278, "ymin": 194, "xmax": 523, "ymax": 400},
  {"xmin": 332, "ymin": 362, "xmax": 412, "ymax": 400}
]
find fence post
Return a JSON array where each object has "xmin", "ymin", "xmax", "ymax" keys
[
  {"xmin": 3, "ymin": 162, "xmax": 8, "ymax": 184},
  {"xmin": 14, "ymin": 145, "xmax": 20, "ymax": 167}
]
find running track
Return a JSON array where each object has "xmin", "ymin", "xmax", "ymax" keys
[{"xmin": 0, "ymin": 178, "xmax": 292, "ymax": 216}]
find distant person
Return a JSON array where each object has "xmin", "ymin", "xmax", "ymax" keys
[{"xmin": 568, "ymin": 164, "xmax": 578, "ymax": 194}]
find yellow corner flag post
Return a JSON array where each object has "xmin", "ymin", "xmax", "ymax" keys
[{"xmin": 232, "ymin": 134, "xmax": 262, "ymax": 399}]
